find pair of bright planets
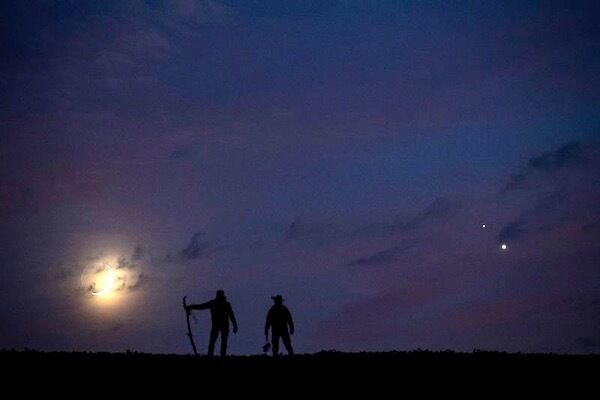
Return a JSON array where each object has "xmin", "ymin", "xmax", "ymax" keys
[{"xmin": 481, "ymin": 224, "xmax": 508, "ymax": 251}]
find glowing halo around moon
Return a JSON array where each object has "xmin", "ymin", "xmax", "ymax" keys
[
  {"xmin": 91, "ymin": 264, "xmax": 117, "ymax": 296},
  {"xmin": 79, "ymin": 255, "xmax": 142, "ymax": 310}
]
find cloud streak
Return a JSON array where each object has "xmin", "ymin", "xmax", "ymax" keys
[
  {"xmin": 179, "ymin": 231, "xmax": 216, "ymax": 261},
  {"xmin": 501, "ymin": 141, "xmax": 587, "ymax": 193},
  {"xmin": 346, "ymin": 198, "xmax": 457, "ymax": 267},
  {"xmin": 391, "ymin": 197, "xmax": 457, "ymax": 233}
]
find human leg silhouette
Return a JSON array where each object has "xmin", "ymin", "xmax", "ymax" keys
[
  {"xmin": 208, "ymin": 327, "xmax": 219, "ymax": 356},
  {"xmin": 281, "ymin": 331, "xmax": 294, "ymax": 355},
  {"xmin": 272, "ymin": 332, "xmax": 280, "ymax": 357},
  {"xmin": 220, "ymin": 327, "xmax": 229, "ymax": 356}
]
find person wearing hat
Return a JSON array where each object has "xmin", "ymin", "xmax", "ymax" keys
[
  {"xmin": 185, "ymin": 289, "xmax": 238, "ymax": 356},
  {"xmin": 264, "ymin": 294, "xmax": 295, "ymax": 356}
]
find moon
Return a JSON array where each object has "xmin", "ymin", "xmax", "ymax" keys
[{"xmin": 92, "ymin": 264, "xmax": 117, "ymax": 296}]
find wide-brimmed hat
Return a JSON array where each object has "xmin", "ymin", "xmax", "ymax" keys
[{"xmin": 271, "ymin": 294, "xmax": 284, "ymax": 302}]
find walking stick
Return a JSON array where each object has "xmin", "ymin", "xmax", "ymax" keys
[{"xmin": 182, "ymin": 296, "xmax": 198, "ymax": 356}]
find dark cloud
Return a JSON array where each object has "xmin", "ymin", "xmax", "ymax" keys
[
  {"xmin": 497, "ymin": 190, "xmax": 571, "ymax": 243},
  {"xmin": 127, "ymin": 272, "xmax": 146, "ymax": 291},
  {"xmin": 179, "ymin": 231, "xmax": 214, "ymax": 261},
  {"xmin": 527, "ymin": 141, "xmax": 584, "ymax": 171},
  {"xmin": 361, "ymin": 198, "xmax": 456, "ymax": 236},
  {"xmin": 501, "ymin": 141, "xmax": 587, "ymax": 193},
  {"xmin": 132, "ymin": 245, "xmax": 144, "ymax": 262},
  {"xmin": 347, "ymin": 198, "xmax": 456, "ymax": 266},
  {"xmin": 117, "ymin": 246, "xmax": 145, "ymax": 269},
  {"xmin": 347, "ymin": 248, "xmax": 398, "ymax": 267},
  {"xmin": 497, "ymin": 217, "xmax": 528, "ymax": 243},
  {"xmin": 393, "ymin": 197, "xmax": 457, "ymax": 232},
  {"xmin": 117, "ymin": 257, "xmax": 133, "ymax": 269},
  {"xmin": 496, "ymin": 140, "xmax": 600, "ymax": 244},
  {"xmin": 346, "ymin": 238, "xmax": 422, "ymax": 268}
]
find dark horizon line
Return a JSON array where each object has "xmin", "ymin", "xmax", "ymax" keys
[{"xmin": 2, "ymin": 348, "xmax": 598, "ymax": 358}]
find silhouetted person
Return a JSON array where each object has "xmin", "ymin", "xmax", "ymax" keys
[
  {"xmin": 185, "ymin": 290, "xmax": 238, "ymax": 356},
  {"xmin": 264, "ymin": 295, "xmax": 294, "ymax": 357}
]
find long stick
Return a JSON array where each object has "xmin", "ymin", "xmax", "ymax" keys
[{"xmin": 182, "ymin": 296, "xmax": 198, "ymax": 355}]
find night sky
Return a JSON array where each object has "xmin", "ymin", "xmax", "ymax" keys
[{"xmin": 1, "ymin": 1, "xmax": 599, "ymax": 355}]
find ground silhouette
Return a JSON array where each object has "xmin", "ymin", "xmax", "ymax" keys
[{"xmin": 2, "ymin": 349, "xmax": 597, "ymax": 394}]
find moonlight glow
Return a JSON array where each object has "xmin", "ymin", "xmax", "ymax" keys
[
  {"xmin": 91, "ymin": 264, "xmax": 117, "ymax": 296},
  {"xmin": 501, "ymin": 243, "xmax": 507, "ymax": 250}
]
